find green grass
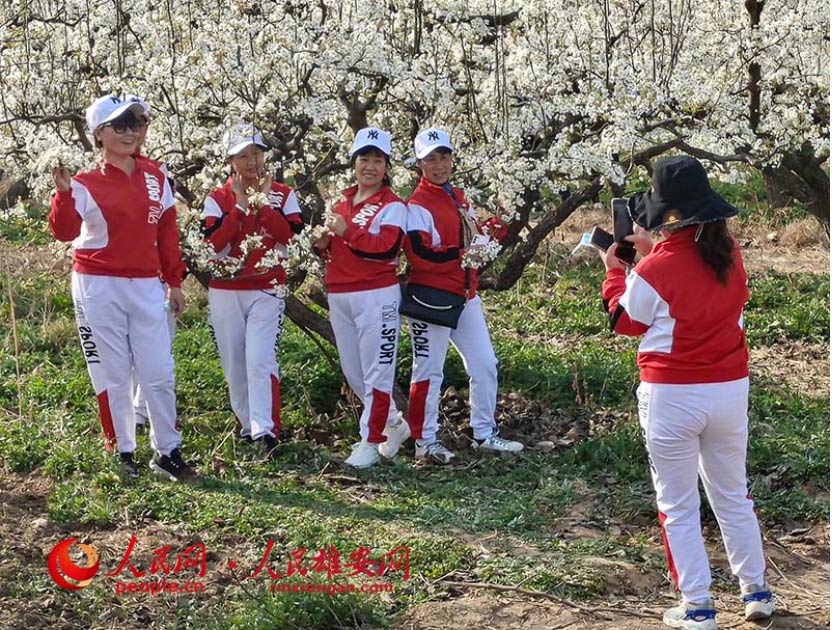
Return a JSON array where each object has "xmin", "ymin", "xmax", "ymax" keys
[
  {"xmin": 745, "ymin": 271, "xmax": 829, "ymax": 345},
  {"xmin": 0, "ymin": 229, "xmax": 827, "ymax": 629}
]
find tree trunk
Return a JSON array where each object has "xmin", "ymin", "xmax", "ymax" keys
[
  {"xmin": 479, "ymin": 178, "xmax": 604, "ymax": 291},
  {"xmin": 762, "ymin": 143, "xmax": 830, "ymax": 234},
  {"xmin": 1, "ymin": 178, "xmax": 29, "ymax": 210}
]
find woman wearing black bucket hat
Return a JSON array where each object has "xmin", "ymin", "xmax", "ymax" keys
[{"xmin": 598, "ymin": 156, "xmax": 775, "ymax": 630}]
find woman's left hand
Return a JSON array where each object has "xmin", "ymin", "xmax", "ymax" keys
[
  {"xmin": 326, "ymin": 214, "xmax": 348, "ymax": 237},
  {"xmin": 599, "ymin": 243, "xmax": 626, "ymax": 272},
  {"xmin": 258, "ymin": 173, "xmax": 273, "ymax": 194},
  {"xmin": 168, "ymin": 287, "xmax": 185, "ymax": 317}
]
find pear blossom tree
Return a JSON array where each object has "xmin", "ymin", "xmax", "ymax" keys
[{"xmin": 0, "ymin": 0, "xmax": 827, "ymax": 343}]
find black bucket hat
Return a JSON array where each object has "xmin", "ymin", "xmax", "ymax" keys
[{"xmin": 629, "ymin": 156, "xmax": 738, "ymax": 232}]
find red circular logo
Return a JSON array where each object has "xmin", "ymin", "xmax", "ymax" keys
[{"xmin": 47, "ymin": 538, "xmax": 100, "ymax": 590}]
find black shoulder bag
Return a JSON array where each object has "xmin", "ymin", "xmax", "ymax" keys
[{"xmin": 400, "ymin": 186, "xmax": 473, "ymax": 329}]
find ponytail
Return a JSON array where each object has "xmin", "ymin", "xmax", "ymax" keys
[{"xmin": 696, "ymin": 220, "xmax": 735, "ymax": 285}]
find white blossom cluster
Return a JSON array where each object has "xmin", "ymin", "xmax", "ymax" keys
[
  {"xmin": 282, "ymin": 226, "xmax": 326, "ymax": 278},
  {"xmin": 461, "ymin": 239, "xmax": 503, "ymax": 270}
]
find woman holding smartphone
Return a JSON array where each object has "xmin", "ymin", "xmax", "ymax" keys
[{"xmin": 600, "ymin": 156, "xmax": 774, "ymax": 630}]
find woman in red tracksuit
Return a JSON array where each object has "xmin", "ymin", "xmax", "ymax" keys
[
  {"xmin": 600, "ymin": 156, "xmax": 774, "ymax": 630},
  {"xmin": 201, "ymin": 123, "xmax": 304, "ymax": 459},
  {"xmin": 49, "ymin": 94, "xmax": 193, "ymax": 482},
  {"xmin": 402, "ymin": 128, "xmax": 524, "ymax": 464},
  {"xmin": 313, "ymin": 127, "xmax": 410, "ymax": 469}
]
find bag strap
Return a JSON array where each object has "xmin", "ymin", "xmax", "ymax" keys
[{"xmin": 442, "ymin": 183, "xmax": 473, "ymax": 299}]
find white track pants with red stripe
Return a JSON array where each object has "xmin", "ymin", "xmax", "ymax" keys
[
  {"xmin": 133, "ymin": 304, "xmax": 176, "ymax": 424},
  {"xmin": 637, "ymin": 378, "xmax": 767, "ymax": 604},
  {"xmin": 208, "ymin": 288, "xmax": 285, "ymax": 441},
  {"xmin": 328, "ymin": 284, "xmax": 401, "ymax": 444},
  {"xmin": 406, "ymin": 296, "xmax": 499, "ymax": 444},
  {"xmin": 71, "ymin": 272, "xmax": 181, "ymax": 456}
]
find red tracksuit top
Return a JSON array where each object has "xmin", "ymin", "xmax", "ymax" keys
[
  {"xmin": 322, "ymin": 185, "xmax": 407, "ymax": 294},
  {"xmin": 49, "ymin": 159, "xmax": 186, "ymax": 288},
  {"xmin": 602, "ymin": 227, "xmax": 749, "ymax": 384},
  {"xmin": 202, "ymin": 177, "xmax": 304, "ymax": 290},
  {"xmin": 405, "ymin": 177, "xmax": 506, "ymax": 298}
]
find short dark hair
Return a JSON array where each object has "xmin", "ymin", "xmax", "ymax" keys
[
  {"xmin": 423, "ymin": 147, "xmax": 452, "ymax": 157},
  {"xmin": 351, "ymin": 146, "xmax": 392, "ymax": 187},
  {"xmin": 350, "ymin": 146, "xmax": 390, "ymax": 165}
]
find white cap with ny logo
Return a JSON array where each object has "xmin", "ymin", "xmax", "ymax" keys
[
  {"xmin": 350, "ymin": 127, "xmax": 392, "ymax": 157},
  {"xmin": 414, "ymin": 128, "xmax": 453, "ymax": 159}
]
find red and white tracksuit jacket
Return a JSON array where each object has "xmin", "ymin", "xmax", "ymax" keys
[
  {"xmin": 321, "ymin": 185, "xmax": 407, "ymax": 443},
  {"xmin": 49, "ymin": 159, "xmax": 185, "ymax": 456},
  {"xmin": 404, "ymin": 177, "xmax": 507, "ymax": 444},
  {"xmin": 602, "ymin": 226, "xmax": 766, "ymax": 603},
  {"xmin": 202, "ymin": 177, "xmax": 304, "ymax": 290},
  {"xmin": 202, "ymin": 177, "xmax": 304, "ymax": 440}
]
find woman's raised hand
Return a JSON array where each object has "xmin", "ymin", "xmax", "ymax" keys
[
  {"xmin": 599, "ymin": 243, "xmax": 627, "ymax": 272},
  {"xmin": 231, "ymin": 176, "xmax": 249, "ymax": 208},
  {"xmin": 625, "ymin": 225, "xmax": 654, "ymax": 257},
  {"xmin": 52, "ymin": 166, "xmax": 72, "ymax": 192},
  {"xmin": 258, "ymin": 172, "xmax": 273, "ymax": 194},
  {"xmin": 326, "ymin": 213, "xmax": 348, "ymax": 237}
]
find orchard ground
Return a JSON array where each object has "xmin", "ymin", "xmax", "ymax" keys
[{"xmin": 0, "ymin": 195, "xmax": 828, "ymax": 629}]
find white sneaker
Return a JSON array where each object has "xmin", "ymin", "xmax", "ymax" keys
[
  {"xmin": 473, "ymin": 432, "xmax": 524, "ymax": 453},
  {"xmin": 345, "ymin": 441, "xmax": 380, "ymax": 469},
  {"xmin": 741, "ymin": 584, "xmax": 775, "ymax": 620},
  {"xmin": 415, "ymin": 441, "xmax": 455, "ymax": 465},
  {"xmin": 378, "ymin": 416, "xmax": 411, "ymax": 459},
  {"xmin": 663, "ymin": 600, "xmax": 717, "ymax": 629}
]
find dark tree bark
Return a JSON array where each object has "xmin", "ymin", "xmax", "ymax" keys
[
  {"xmin": 1, "ymin": 178, "xmax": 29, "ymax": 210},
  {"xmin": 763, "ymin": 143, "xmax": 830, "ymax": 233}
]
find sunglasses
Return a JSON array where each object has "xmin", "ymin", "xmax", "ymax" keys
[{"xmin": 101, "ymin": 117, "xmax": 147, "ymax": 134}]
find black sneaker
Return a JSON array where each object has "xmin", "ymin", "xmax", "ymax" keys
[
  {"xmin": 258, "ymin": 434, "xmax": 280, "ymax": 460},
  {"xmin": 119, "ymin": 452, "xmax": 141, "ymax": 480},
  {"xmin": 151, "ymin": 448, "xmax": 197, "ymax": 482}
]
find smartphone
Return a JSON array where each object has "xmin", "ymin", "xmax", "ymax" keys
[
  {"xmin": 589, "ymin": 226, "xmax": 614, "ymax": 252},
  {"xmin": 612, "ymin": 198, "xmax": 636, "ymax": 265},
  {"xmin": 590, "ymin": 225, "xmax": 636, "ymax": 265},
  {"xmin": 612, "ymin": 198, "xmax": 634, "ymax": 242}
]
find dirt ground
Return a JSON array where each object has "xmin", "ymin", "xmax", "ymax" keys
[{"xmin": 397, "ymin": 522, "xmax": 829, "ymax": 629}]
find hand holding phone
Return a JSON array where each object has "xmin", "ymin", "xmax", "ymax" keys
[
  {"xmin": 589, "ymin": 226, "xmax": 614, "ymax": 252},
  {"xmin": 590, "ymin": 225, "xmax": 635, "ymax": 265}
]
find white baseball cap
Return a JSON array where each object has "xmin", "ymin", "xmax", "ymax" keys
[
  {"xmin": 350, "ymin": 127, "xmax": 392, "ymax": 157},
  {"xmin": 122, "ymin": 94, "xmax": 151, "ymax": 119},
  {"xmin": 223, "ymin": 123, "xmax": 269, "ymax": 157},
  {"xmin": 414, "ymin": 128, "xmax": 453, "ymax": 159},
  {"xmin": 85, "ymin": 95, "xmax": 146, "ymax": 131}
]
